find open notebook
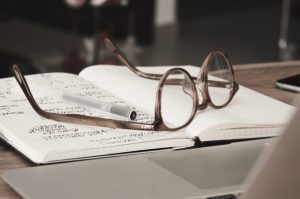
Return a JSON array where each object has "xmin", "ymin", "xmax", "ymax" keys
[{"xmin": 0, "ymin": 65, "xmax": 294, "ymax": 164}]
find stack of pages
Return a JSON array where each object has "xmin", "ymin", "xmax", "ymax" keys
[{"xmin": 0, "ymin": 65, "xmax": 295, "ymax": 164}]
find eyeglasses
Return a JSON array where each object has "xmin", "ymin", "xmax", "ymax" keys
[
  {"xmin": 103, "ymin": 38, "xmax": 239, "ymax": 130},
  {"xmin": 12, "ymin": 39, "xmax": 239, "ymax": 131}
]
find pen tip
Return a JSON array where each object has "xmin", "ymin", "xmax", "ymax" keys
[{"xmin": 130, "ymin": 111, "xmax": 137, "ymax": 120}]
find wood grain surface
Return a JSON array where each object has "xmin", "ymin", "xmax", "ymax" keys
[{"xmin": 1, "ymin": 61, "xmax": 300, "ymax": 198}]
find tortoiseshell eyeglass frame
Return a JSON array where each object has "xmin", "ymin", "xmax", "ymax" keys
[
  {"xmin": 104, "ymin": 38, "xmax": 239, "ymax": 110},
  {"xmin": 12, "ymin": 39, "xmax": 238, "ymax": 132}
]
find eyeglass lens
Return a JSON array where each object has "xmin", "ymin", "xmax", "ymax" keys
[
  {"xmin": 160, "ymin": 70, "xmax": 195, "ymax": 129},
  {"xmin": 206, "ymin": 52, "xmax": 234, "ymax": 106}
]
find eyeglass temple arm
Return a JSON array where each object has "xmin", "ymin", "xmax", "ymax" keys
[
  {"xmin": 208, "ymin": 80, "xmax": 239, "ymax": 95},
  {"xmin": 104, "ymin": 38, "xmax": 162, "ymax": 80},
  {"xmin": 207, "ymin": 80, "xmax": 233, "ymax": 88},
  {"xmin": 104, "ymin": 38, "xmax": 201, "ymax": 83},
  {"xmin": 12, "ymin": 65, "xmax": 156, "ymax": 131},
  {"xmin": 105, "ymin": 38, "xmax": 197, "ymax": 82},
  {"xmin": 13, "ymin": 65, "xmax": 46, "ymax": 116},
  {"xmin": 104, "ymin": 38, "xmax": 238, "ymax": 91},
  {"xmin": 153, "ymin": 78, "xmax": 232, "ymax": 89}
]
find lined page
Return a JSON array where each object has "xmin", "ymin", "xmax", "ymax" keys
[{"xmin": 0, "ymin": 73, "xmax": 194, "ymax": 163}]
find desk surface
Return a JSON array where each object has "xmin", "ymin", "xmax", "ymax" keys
[{"xmin": 1, "ymin": 61, "xmax": 300, "ymax": 198}]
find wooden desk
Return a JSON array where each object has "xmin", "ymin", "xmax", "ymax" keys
[{"xmin": 1, "ymin": 61, "xmax": 300, "ymax": 198}]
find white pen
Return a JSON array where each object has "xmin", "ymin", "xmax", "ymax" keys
[{"xmin": 62, "ymin": 92, "xmax": 137, "ymax": 121}]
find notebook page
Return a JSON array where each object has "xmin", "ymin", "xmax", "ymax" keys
[
  {"xmin": 0, "ymin": 73, "xmax": 194, "ymax": 163},
  {"xmin": 186, "ymin": 85, "xmax": 294, "ymax": 140},
  {"xmin": 79, "ymin": 65, "xmax": 198, "ymax": 126},
  {"xmin": 79, "ymin": 65, "xmax": 295, "ymax": 141}
]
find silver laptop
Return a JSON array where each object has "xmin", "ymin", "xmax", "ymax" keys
[
  {"xmin": 241, "ymin": 105, "xmax": 300, "ymax": 199},
  {"xmin": 0, "ymin": 139, "xmax": 271, "ymax": 199},
  {"xmin": 2, "ymin": 109, "xmax": 299, "ymax": 199}
]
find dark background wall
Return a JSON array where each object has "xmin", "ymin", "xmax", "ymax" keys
[{"xmin": 0, "ymin": 0, "xmax": 300, "ymax": 77}]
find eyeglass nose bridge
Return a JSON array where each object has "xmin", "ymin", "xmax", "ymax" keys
[
  {"xmin": 194, "ymin": 80, "xmax": 209, "ymax": 109},
  {"xmin": 196, "ymin": 103, "xmax": 208, "ymax": 110}
]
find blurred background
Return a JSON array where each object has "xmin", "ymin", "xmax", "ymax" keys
[{"xmin": 0, "ymin": 0, "xmax": 300, "ymax": 77}]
